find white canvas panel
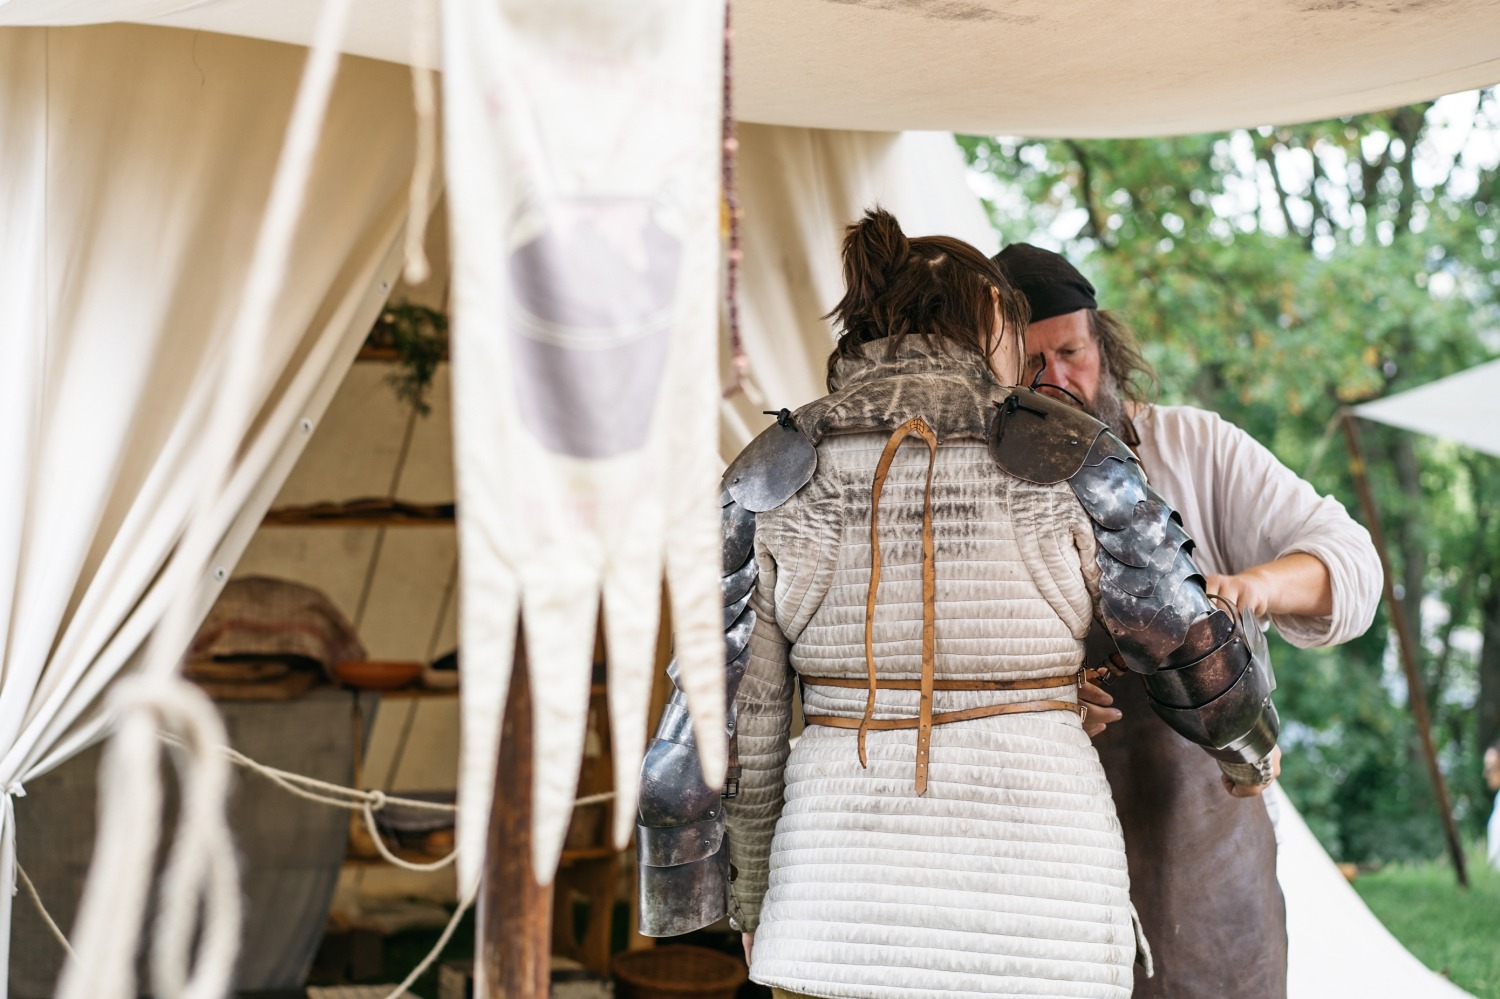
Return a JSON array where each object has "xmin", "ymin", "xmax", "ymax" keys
[
  {"xmin": 2, "ymin": 1, "xmax": 1499, "ymax": 135},
  {"xmin": 1274, "ymin": 787, "xmax": 1476, "ymax": 998},
  {"xmin": 393, "ymin": 366, "xmax": 457, "ymax": 504},
  {"xmin": 441, "ymin": 0, "xmax": 728, "ymax": 888},
  {"xmin": 234, "ymin": 529, "xmax": 384, "ymax": 628},
  {"xmin": 724, "ymin": 126, "xmax": 997, "ymax": 455},
  {"xmin": 273, "ymin": 365, "xmax": 424, "ymax": 507},
  {"xmin": 355, "ymin": 528, "xmax": 458, "ymax": 661},
  {"xmin": 1355, "ymin": 359, "xmax": 1500, "ymax": 459},
  {"xmin": 0, "ymin": 22, "xmax": 421, "ymax": 998}
]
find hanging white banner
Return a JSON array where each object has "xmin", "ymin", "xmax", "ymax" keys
[{"xmin": 441, "ymin": 0, "xmax": 728, "ymax": 884}]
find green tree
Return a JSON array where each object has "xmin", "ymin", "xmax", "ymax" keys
[{"xmin": 960, "ymin": 92, "xmax": 1500, "ymax": 862}]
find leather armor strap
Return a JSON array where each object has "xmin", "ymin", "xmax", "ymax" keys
[
  {"xmin": 804, "ymin": 674, "xmax": 1078, "ymax": 692},
  {"xmin": 806, "ymin": 699, "xmax": 1078, "ymax": 732},
  {"xmin": 863, "ymin": 416, "xmax": 940, "ymax": 793}
]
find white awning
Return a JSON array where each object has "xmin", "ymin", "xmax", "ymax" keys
[
  {"xmin": 0, "ymin": 0, "xmax": 1498, "ymax": 135},
  {"xmin": 1354, "ymin": 359, "xmax": 1500, "ymax": 459}
]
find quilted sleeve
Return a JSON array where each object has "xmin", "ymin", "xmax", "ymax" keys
[{"xmin": 724, "ymin": 571, "xmax": 795, "ymax": 933}]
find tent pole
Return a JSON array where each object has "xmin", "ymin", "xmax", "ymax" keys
[
  {"xmin": 1340, "ymin": 409, "xmax": 1468, "ymax": 887},
  {"xmin": 479, "ymin": 633, "xmax": 554, "ymax": 997}
]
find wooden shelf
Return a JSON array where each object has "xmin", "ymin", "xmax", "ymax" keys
[
  {"xmin": 357, "ymin": 344, "xmax": 450, "ymax": 363},
  {"xmin": 371, "ymin": 683, "xmax": 606, "ymax": 699},
  {"xmin": 263, "ymin": 498, "xmax": 454, "ymax": 527},
  {"xmin": 342, "ymin": 842, "xmax": 621, "ymax": 870},
  {"xmin": 557, "ymin": 845, "xmax": 618, "ymax": 866}
]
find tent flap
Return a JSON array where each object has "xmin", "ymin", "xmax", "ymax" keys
[{"xmin": 1354, "ymin": 359, "xmax": 1500, "ymax": 458}]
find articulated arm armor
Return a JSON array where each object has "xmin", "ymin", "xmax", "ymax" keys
[
  {"xmin": 635, "ymin": 419, "xmax": 816, "ymax": 937},
  {"xmin": 639, "ymin": 390, "xmax": 1279, "ymax": 936},
  {"xmin": 992, "ymin": 388, "xmax": 1279, "ymax": 786}
]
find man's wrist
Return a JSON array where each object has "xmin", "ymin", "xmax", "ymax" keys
[{"xmin": 1219, "ymin": 757, "xmax": 1276, "ymax": 788}]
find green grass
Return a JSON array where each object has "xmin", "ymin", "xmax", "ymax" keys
[{"xmin": 1353, "ymin": 845, "xmax": 1500, "ymax": 998}]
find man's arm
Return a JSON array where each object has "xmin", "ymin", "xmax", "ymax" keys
[
  {"xmin": 1204, "ymin": 552, "xmax": 1333, "ymax": 620},
  {"xmin": 1143, "ymin": 406, "xmax": 1381, "ymax": 648}
]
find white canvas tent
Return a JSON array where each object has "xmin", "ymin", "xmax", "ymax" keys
[
  {"xmin": 1355, "ymin": 359, "xmax": 1500, "ymax": 458},
  {"xmin": 2, "ymin": 2, "xmax": 1499, "ymax": 997},
  {"xmin": 3, "ymin": 0, "xmax": 1500, "ymax": 136},
  {"xmin": 225, "ymin": 123, "xmax": 1485, "ymax": 999}
]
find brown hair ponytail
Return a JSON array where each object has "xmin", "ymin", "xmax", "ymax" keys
[{"xmin": 824, "ymin": 208, "xmax": 1028, "ymax": 387}]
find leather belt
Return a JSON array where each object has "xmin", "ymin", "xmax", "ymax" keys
[
  {"xmin": 803, "ymin": 673, "xmax": 1082, "ymax": 772},
  {"xmin": 835, "ymin": 417, "xmax": 1114, "ymax": 794}
]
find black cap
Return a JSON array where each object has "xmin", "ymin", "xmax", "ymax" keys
[{"xmin": 993, "ymin": 243, "xmax": 1097, "ymax": 323}]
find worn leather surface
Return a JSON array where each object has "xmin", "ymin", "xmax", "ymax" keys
[
  {"xmin": 1096, "ymin": 678, "xmax": 1288, "ymax": 999},
  {"xmin": 798, "ymin": 335, "xmax": 1000, "ymax": 444}
]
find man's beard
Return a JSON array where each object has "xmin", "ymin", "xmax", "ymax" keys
[{"xmin": 1084, "ymin": 366, "xmax": 1129, "ymax": 438}]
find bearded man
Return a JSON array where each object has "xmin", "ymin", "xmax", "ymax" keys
[{"xmin": 994, "ymin": 243, "xmax": 1382, "ymax": 999}]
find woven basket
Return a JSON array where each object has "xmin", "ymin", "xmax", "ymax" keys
[{"xmin": 611, "ymin": 944, "xmax": 748, "ymax": 999}]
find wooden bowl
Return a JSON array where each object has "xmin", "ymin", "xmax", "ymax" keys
[{"xmin": 331, "ymin": 659, "xmax": 423, "ymax": 691}]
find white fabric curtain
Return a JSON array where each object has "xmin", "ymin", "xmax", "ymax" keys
[
  {"xmin": 442, "ymin": 0, "xmax": 728, "ymax": 886},
  {"xmin": 722, "ymin": 125, "xmax": 996, "ymax": 457},
  {"xmin": 0, "ymin": 24, "xmax": 420, "ymax": 994}
]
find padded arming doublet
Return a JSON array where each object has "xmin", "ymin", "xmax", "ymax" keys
[
  {"xmin": 991, "ymin": 388, "xmax": 1279, "ymax": 769},
  {"xmin": 637, "ymin": 419, "xmax": 817, "ymax": 937},
  {"xmin": 640, "ymin": 394, "xmax": 1280, "ymax": 936}
]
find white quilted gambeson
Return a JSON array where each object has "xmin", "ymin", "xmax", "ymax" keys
[{"xmin": 724, "ymin": 352, "xmax": 1144, "ymax": 997}]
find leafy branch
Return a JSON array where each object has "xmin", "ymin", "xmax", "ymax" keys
[{"xmin": 366, "ymin": 302, "xmax": 449, "ymax": 415}]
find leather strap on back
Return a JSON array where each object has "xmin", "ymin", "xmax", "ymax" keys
[{"xmin": 863, "ymin": 416, "xmax": 940, "ymax": 792}]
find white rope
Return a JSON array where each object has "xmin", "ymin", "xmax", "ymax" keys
[
  {"xmin": 14, "ymin": 732, "xmax": 609, "ymax": 968},
  {"xmin": 205, "ymin": 733, "xmax": 616, "ymax": 814},
  {"xmin": 381, "ymin": 884, "xmax": 476, "ymax": 999},
  {"xmin": 223, "ymin": 743, "xmax": 450, "ymax": 811},
  {"xmin": 56, "ymin": 677, "xmax": 242, "ymax": 999},
  {"xmin": 360, "ymin": 802, "xmax": 457, "ymax": 872},
  {"xmin": 16, "ymin": 863, "xmax": 74, "ymax": 958},
  {"xmin": 402, "ymin": 0, "xmax": 440, "ymax": 284},
  {"xmin": 157, "ymin": 731, "xmax": 616, "ymax": 877},
  {"xmin": 151, "ymin": 688, "xmax": 241, "ymax": 999}
]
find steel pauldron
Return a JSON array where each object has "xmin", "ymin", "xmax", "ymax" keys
[
  {"xmin": 992, "ymin": 388, "xmax": 1279, "ymax": 784},
  {"xmin": 635, "ymin": 420, "xmax": 816, "ymax": 937}
]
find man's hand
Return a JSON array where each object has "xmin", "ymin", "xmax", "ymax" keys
[
  {"xmin": 1203, "ymin": 571, "xmax": 1274, "ymax": 618},
  {"xmin": 742, "ymin": 931, "xmax": 754, "ymax": 966},
  {"xmin": 1204, "ymin": 552, "xmax": 1333, "ymax": 619},
  {"xmin": 1079, "ymin": 680, "xmax": 1122, "ymax": 738},
  {"xmin": 1221, "ymin": 745, "xmax": 1283, "ymax": 797}
]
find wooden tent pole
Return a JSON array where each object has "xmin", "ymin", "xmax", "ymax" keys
[
  {"xmin": 1340, "ymin": 409, "xmax": 1468, "ymax": 887},
  {"xmin": 479, "ymin": 633, "xmax": 554, "ymax": 997}
]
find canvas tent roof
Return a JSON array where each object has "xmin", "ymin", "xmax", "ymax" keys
[
  {"xmin": 1355, "ymin": 359, "xmax": 1500, "ymax": 458},
  {"xmin": 0, "ymin": 0, "xmax": 1498, "ymax": 136}
]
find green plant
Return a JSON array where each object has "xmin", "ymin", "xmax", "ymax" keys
[
  {"xmin": 1354, "ymin": 844, "xmax": 1500, "ymax": 996},
  {"xmin": 367, "ymin": 301, "xmax": 449, "ymax": 415}
]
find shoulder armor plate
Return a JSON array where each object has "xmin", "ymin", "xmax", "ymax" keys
[
  {"xmin": 1038, "ymin": 406, "xmax": 1282, "ymax": 781},
  {"xmin": 639, "ymin": 426, "xmax": 805, "ymax": 937},
  {"xmin": 989, "ymin": 388, "xmax": 1109, "ymax": 485},
  {"xmin": 722, "ymin": 418, "xmax": 818, "ymax": 513}
]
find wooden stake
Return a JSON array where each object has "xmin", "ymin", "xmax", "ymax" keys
[
  {"xmin": 1341, "ymin": 410, "xmax": 1468, "ymax": 887},
  {"xmin": 479, "ymin": 635, "xmax": 554, "ymax": 997}
]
